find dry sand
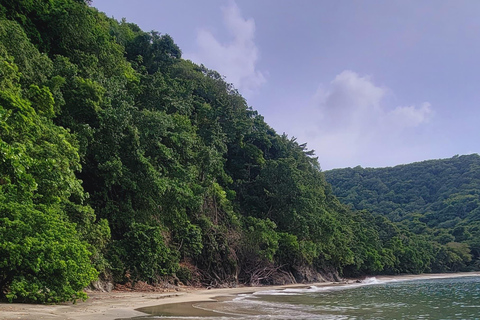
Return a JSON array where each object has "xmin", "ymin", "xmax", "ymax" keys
[{"xmin": 0, "ymin": 272, "xmax": 478, "ymax": 320}]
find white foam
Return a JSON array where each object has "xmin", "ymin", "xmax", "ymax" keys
[
  {"xmin": 362, "ymin": 277, "xmax": 381, "ymax": 285},
  {"xmin": 247, "ymin": 277, "xmax": 389, "ymax": 298}
]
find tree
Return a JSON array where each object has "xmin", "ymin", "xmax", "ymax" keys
[
  {"xmin": 0, "ymin": 37, "xmax": 103, "ymax": 302},
  {"xmin": 0, "ymin": 200, "xmax": 97, "ymax": 303}
]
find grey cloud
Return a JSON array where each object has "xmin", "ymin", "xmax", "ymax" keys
[
  {"xmin": 310, "ymin": 70, "xmax": 433, "ymax": 168},
  {"xmin": 184, "ymin": 0, "xmax": 265, "ymax": 95}
]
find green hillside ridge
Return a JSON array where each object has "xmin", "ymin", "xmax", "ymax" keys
[
  {"xmin": 325, "ymin": 154, "xmax": 480, "ymax": 274},
  {"xmin": 0, "ymin": 0, "xmax": 476, "ymax": 303}
]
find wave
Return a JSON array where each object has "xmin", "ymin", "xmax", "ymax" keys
[
  {"xmin": 237, "ymin": 277, "xmax": 387, "ymax": 299},
  {"xmin": 362, "ymin": 277, "xmax": 382, "ymax": 285}
]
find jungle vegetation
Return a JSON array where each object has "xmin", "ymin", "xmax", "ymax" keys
[
  {"xmin": 0, "ymin": 0, "xmax": 476, "ymax": 303},
  {"xmin": 325, "ymin": 154, "xmax": 480, "ymax": 275}
]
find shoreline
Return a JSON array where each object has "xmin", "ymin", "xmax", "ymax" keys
[{"xmin": 0, "ymin": 272, "xmax": 478, "ymax": 320}]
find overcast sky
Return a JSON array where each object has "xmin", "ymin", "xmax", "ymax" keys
[{"xmin": 92, "ymin": 0, "xmax": 480, "ymax": 170}]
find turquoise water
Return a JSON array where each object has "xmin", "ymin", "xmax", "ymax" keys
[{"xmin": 134, "ymin": 276, "xmax": 480, "ymax": 320}]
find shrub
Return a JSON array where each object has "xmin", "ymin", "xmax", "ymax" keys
[{"xmin": 0, "ymin": 201, "xmax": 97, "ymax": 303}]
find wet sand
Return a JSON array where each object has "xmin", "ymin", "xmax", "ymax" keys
[{"xmin": 0, "ymin": 272, "xmax": 478, "ymax": 320}]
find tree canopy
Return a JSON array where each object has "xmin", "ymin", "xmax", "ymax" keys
[
  {"xmin": 325, "ymin": 154, "xmax": 480, "ymax": 273},
  {"xmin": 1, "ymin": 0, "xmax": 478, "ymax": 303}
]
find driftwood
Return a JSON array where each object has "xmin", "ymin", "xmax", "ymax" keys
[{"xmin": 240, "ymin": 260, "xmax": 287, "ymax": 286}]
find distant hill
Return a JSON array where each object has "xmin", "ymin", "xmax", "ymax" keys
[{"xmin": 325, "ymin": 154, "xmax": 480, "ymax": 267}]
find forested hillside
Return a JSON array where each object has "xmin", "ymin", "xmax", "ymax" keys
[
  {"xmin": 0, "ymin": 0, "xmax": 476, "ymax": 303},
  {"xmin": 325, "ymin": 154, "xmax": 480, "ymax": 274}
]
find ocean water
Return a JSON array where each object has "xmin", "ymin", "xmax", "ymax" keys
[{"xmin": 133, "ymin": 276, "xmax": 480, "ymax": 320}]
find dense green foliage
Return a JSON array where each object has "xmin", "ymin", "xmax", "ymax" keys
[
  {"xmin": 1, "ymin": 0, "xmax": 477, "ymax": 303},
  {"xmin": 0, "ymin": 18, "xmax": 100, "ymax": 302},
  {"xmin": 325, "ymin": 154, "xmax": 480, "ymax": 272}
]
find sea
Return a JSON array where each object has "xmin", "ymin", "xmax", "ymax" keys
[{"xmin": 131, "ymin": 276, "xmax": 480, "ymax": 320}]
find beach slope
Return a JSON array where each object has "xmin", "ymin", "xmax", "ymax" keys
[{"xmin": 1, "ymin": 272, "xmax": 478, "ymax": 320}]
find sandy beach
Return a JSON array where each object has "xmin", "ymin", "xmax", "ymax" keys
[{"xmin": 1, "ymin": 272, "xmax": 478, "ymax": 320}]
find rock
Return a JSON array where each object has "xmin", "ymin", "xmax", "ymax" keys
[{"xmin": 90, "ymin": 280, "xmax": 114, "ymax": 292}]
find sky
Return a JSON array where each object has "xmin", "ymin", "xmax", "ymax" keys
[{"xmin": 92, "ymin": 0, "xmax": 480, "ymax": 170}]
